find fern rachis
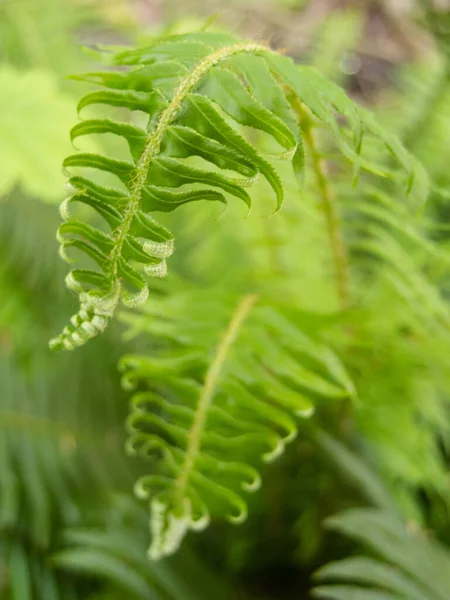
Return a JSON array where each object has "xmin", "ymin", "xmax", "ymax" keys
[{"xmin": 170, "ymin": 293, "xmax": 258, "ymax": 500}]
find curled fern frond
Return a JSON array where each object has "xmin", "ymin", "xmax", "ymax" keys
[
  {"xmin": 51, "ymin": 31, "xmax": 425, "ymax": 350},
  {"xmin": 118, "ymin": 287, "xmax": 354, "ymax": 559}
]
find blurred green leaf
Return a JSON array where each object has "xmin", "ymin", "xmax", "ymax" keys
[{"xmin": 0, "ymin": 66, "xmax": 75, "ymax": 202}]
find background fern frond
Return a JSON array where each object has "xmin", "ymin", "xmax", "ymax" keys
[
  {"xmin": 312, "ymin": 437, "xmax": 450, "ymax": 599},
  {"xmin": 313, "ymin": 508, "xmax": 450, "ymax": 600}
]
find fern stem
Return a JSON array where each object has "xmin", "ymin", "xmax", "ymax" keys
[
  {"xmin": 108, "ymin": 42, "xmax": 267, "ymax": 288},
  {"xmin": 294, "ymin": 100, "xmax": 350, "ymax": 308},
  {"xmin": 174, "ymin": 293, "xmax": 258, "ymax": 498}
]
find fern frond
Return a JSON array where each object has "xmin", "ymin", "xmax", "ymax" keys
[
  {"xmin": 0, "ymin": 170, "xmax": 217, "ymax": 599},
  {"xmin": 313, "ymin": 508, "xmax": 450, "ymax": 600},
  {"xmin": 118, "ymin": 286, "xmax": 353, "ymax": 559},
  {"xmin": 51, "ymin": 31, "xmax": 424, "ymax": 350},
  {"xmin": 341, "ymin": 186, "xmax": 450, "ymax": 328}
]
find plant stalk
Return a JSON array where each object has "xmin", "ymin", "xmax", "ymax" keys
[
  {"xmin": 294, "ymin": 100, "xmax": 350, "ymax": 309},
  {"xmin": 175, "ymin": 293, "xmax": 258, "ymax": 498}
]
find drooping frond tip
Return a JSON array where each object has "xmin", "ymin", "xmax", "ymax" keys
[
  {"xmin": 50, "ymin": 31, "xmax": 426, "ymax": 350},
  {"xmin": 119, "ymin": 288, "xmax": 355, "ymax": 559}
]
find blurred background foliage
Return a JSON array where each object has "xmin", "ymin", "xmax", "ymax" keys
[{"xmin": 2, "ymin": 0, "xmax": 450, "ymax": 598}]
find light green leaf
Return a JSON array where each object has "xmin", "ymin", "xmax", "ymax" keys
[{"xmin": 0, "ymin": 66, "xmax": 76, "ymax": 202}]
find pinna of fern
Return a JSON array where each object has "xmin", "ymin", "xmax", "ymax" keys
[{"xmin": 50, "ymin": 31, "xmax": 426, "ymax": 351}]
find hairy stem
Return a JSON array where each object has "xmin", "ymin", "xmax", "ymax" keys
[
  {"xmin": 293, "ymin": 100, "xmax": 350, "ymax": 308},
  {"xmin": 109, "ymin": 42, "xmax": 267, "ymax": 286},
  {"xmin": 174, "ymin": 293, "xmax": 258, "ymax": 498}
]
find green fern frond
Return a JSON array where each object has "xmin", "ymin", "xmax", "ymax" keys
[
  {"xmin": 50, "ymin": 31, "xmax": 425, "ymax": 351},
  {"xmin": 313, "ymin": 508, "xmax": 450, "ymax": 600},
  {"xmin": 118, "ymin": 286, "xmax": 353, "ymax": 559},
  {"xmin": 341, "ymin": 186, "xmax": 450, "ymax": 328}
]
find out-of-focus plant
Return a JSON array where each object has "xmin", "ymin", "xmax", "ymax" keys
[
  {"xmin": 0, "ymin": 67, "xmax": 76, "ymax": 202},
  {"xmin": 314, "ymin": 507, "xmax": 450, "ymax": 600},
  {"xmin": 313, "ymin": 434, "xmax": 450, "ymax": 599}
]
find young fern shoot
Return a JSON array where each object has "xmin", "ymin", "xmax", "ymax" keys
[{"xmin": 50, "ymin": 31, "xmax": 424, "ymax": 350}]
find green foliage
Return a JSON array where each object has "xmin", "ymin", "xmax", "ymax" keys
[
  {"xmin": 420, "ymin": 4, "xmax": 450, "ymax": 68},
  {"xmin": 313, "ymin": 508, "xmax": 450, "ymax": 600},
  {"xmin": 309, "ymin": 10, "xmax": 363, "ymax": 81},
  {"xmin": 0, "ymin": 66, "xmax": 76, "ymax": 201},
  {"xmin": 47, "ymin": 27, "xmax": 450, "ymax": 566},
  {"xmin": 50, "ymin": 31, "xmax": 425, "ymax": 351},
  {"xmin": 0, "ymin": 190, "xmax": 228, "ymax": 599},
  {"xmin": 2, "ymin": 0, "xmax": 450, "ymax": 597},
  {"xmin": 118, "ymin": 284, "xmax": 353, "ymax": 558},
  {"xmin": 313, "ymin": 436, "xmax": 450, "ymax": 599}
]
